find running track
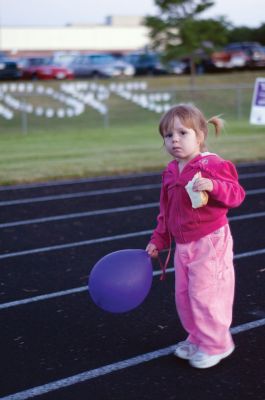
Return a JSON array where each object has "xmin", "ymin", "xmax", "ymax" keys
[{"xmin": 1, "ymin": 161, "xmax": 265, "ymax": 400}]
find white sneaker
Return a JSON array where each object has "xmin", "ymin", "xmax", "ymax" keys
[
  {"xmin": 189, "ymin": 346, "xmax": 235, "ymax": 369},
  {"xmin": 174, "ymin": 340, "xmax": 198, "ymax": 360}
]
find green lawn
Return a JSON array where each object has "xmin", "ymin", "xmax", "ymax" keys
[{"xmin": 0, "ymin": 72, "xmax": 264, "ymax": 185}]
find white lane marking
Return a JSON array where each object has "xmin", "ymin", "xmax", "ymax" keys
[
  {"xmin": 240, "ymin": 172, "xmax": 265, "ymax": 178},
  {"xmin": 0, "ymin": 207, "xmax": 265, "ymax": 229},
  {"xmin": 0, "ymin": 172, "xmax": 160, "ymax": 191},
  {"xmin": 246, "ymin": 188, "xmax": 265, "ymax": 195},
  {"xmin": 0, "ymin": 166, "xmax": 264, "ymax": 192},
  {"xmin": 0, "ymin": 181, "xmax": 264, "ymax": 207},
  {"xmin": 229, "ymin": 211, "xmax": 265, "ymax": 221},
  {"xmin": 0, "ymin": 287, "xmax": 88, "ymax": 310},
  {"xmin": 230, "ymin": 318, "xmax": 265, "ymax": 333},
  {"xmin": 0, "ymin": 203, "xmax": 159, "ymax": 228},
  {"xmin": 237, "ymin": 161, "xmax": 265, "ymax": 167},
  {"xmin": 0, "ymin": 230, "xmax": 153, "ymax": 260},
  {"xmin": 1, "ymin": 247, "xmax": 265, "ymax": 311},
  {"xmin": 0, "ymin": 184, "xmax": 161, "ymax": 207},
  {"xmin": 1, "ymin": 318, "xmax": 265, "ymax": 400},
  {"xmin": 1, "ymin": 208, "xmax": 265, "ymax": 260},
  {"xmin": 233, "ymin": 248, "xmax": 265, "ymax": 259}
]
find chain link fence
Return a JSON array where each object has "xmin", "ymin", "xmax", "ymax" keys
[{"xmin": 0, "ymin": 81, "xmax": 255, "ymax": 134}]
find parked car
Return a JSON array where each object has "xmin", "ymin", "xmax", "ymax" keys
[
  {"xmin": 123, "ymin": 52, "xmax": 168, "ymax": 75},
  {"xmin": 226, "ymin": 42, "xmax": 265, "ymax": 68},
  {"xmin": 51, "ymin": 51, "xmax": 81, "ymax": 67},
  {"xmin": 0, "ymin": 56, "xmax": 21, "ymax": 80},
  {"xmin": 69, "ymin": 53, "xmax": 135, "ymax": 78},
  {"xmin": 211, "ymin": 42, "xmax": 265, "ymax": 70},
  {"xmin": 211, "ymin": 50, "xmax": 247, "ymax": 70},
  {"xmin": 19, "ymin": 57, "xmax": 74, "ymax": 80},
  {"xmin": 166, "ymin": 59, "xmax": 188, "ymax": 75}
]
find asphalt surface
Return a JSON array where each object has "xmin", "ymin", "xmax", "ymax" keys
[{"xmin": 0, "ymin": 161, "xmax": 265, "ymax": 400}]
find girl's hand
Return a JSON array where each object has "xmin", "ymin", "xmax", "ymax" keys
[
  {"xmin": 146, "ymin": 243, "xmax": 159, "ymax": 258},
  {"xmin": 193, "ymin": 177, "xmax": 213, "ymax": 192}
]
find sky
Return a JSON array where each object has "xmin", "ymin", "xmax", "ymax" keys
[{"xmin": 0, "ymin": 0, "xmax": 264, "ymax": 28}]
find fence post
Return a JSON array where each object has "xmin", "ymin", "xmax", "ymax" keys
[
  {"xmin": 236, "ymin": 86, "xmax": 243, "ymax": 120},
  {"xmin": 21, "ymin": 99, "xmax": 28, "ymax": 134},
  {"xmin": 103, "ymin": 109, "xmax": 109, "ymax": 129}
]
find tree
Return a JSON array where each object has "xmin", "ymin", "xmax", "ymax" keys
[
  {"xmin": 252, "ymin": 23, "xmax": 265, "ymax": 45},
  {"xmin": 227, "ymin": 26, "xmax": 256, "ymax": 43},
  {"xmin": 226, "ymin": 23, "xmax": 265, "ymax": 45},
  {"xmin": 145, "ymin": 0, "xmax": 230, "ymax": 82}
]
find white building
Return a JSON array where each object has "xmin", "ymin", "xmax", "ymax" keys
[{"xmin": 0, "ymin": 16, "xmax": 151, "ymax": 57}]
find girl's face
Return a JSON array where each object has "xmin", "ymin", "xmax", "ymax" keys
[{"xmin": 163, "ymin": 117, "xmax": 201, "ymax": 164}]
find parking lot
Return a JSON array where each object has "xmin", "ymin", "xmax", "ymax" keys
[{"xmin": 1, "ymin": 161, "xmax": 265, "ymax": 399}]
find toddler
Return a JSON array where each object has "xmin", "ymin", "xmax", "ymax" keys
[{"xmin": 146, "ymin": 103, "xmax": 245, "ymax": 368}]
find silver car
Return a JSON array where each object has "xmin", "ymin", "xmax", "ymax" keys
[{"xmin": 70, "ymin": 53, "xmax": 135, "ymax": 78}]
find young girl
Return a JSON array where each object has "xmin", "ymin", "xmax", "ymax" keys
[{"xmin": 146, "ymin": 103, "xmax": 245, "ymax": 369}]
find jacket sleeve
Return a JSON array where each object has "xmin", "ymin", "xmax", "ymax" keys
[
  {"xmin": 207, "ymin": 160, "xmax": 245, "ymax": 208},
  {"xmin": 150, "ymin": 178, "xmax": 171, "ymax": 251}
]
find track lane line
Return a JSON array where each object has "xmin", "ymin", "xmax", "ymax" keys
[
  {"xmin": 1, "ymin": 318, "xmax": 265, "ymax": 400},
  {"xmin": 0, "ymin": 230, "xmax": 153, "ymax": 260},
  {"xmin": 0, "ymin": 176, "xmax": 264, "ymax": 207},
  {"xmin": 0, "ymin": 203, "xmax": 159, "ymax": 228},
  {"xmin": 0, "ymin": 204, "xmax": 265, "ymax": 228},
  {"xmin": 0, "ymin": 184, "xmax": 161, "ymax": 207},
  {"xmin": 1, "ymin": 210, "xmax": 265, "ymax": 260},
  {"xmin": 0, "ymin": 172, "xmax": 160, "ymax": 192},
  {"xmin": 0, "ymin": 165, "xmax": 264, "ymax": 193},
  {"xmin": 1, "ymin": 247, "xmax": 265, "ymax": 310}
]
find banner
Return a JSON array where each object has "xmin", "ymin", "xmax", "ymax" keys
[{"xmin": 250, "ymin": 77, "xmax": 265, "ymax": 125}]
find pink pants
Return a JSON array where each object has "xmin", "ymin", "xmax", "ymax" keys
[{"xmin": 174, "ymin": 224, "xmax": 235, "ymax": 355}]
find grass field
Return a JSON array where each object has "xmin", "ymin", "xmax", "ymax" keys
[{"xmin": 0, "ymin": 71, "xmax": 264, "ymax": 185}]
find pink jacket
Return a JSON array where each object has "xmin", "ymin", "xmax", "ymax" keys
[{"xmin": 150, "ymin": 153, "xmax": 246, "ymax": 249}]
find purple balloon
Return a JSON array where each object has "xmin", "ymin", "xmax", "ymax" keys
[{"xmin": 89, "ymin": 249, "xmax": 153, "ymax": 313}]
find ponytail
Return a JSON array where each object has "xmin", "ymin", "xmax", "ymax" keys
[{"xmin": 207, "ymin": 116, "xmax": 224, "ymax": 136}]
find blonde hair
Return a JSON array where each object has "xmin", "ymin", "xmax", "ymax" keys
[{"xmin": 159, "ymin": 103, "xmax": 224, "ymax": 151}]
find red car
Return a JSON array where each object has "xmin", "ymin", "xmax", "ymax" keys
[
  {"xmin": 211, "ymin": 49, "xmax": 247, "ymax": 69},
  {"xmin": 19, "ymin": 57, "xmax": 74, "ymax": 80},
  {"xmin": 211, "ymin": 42, "xmax": 265, "ymax": 70}
]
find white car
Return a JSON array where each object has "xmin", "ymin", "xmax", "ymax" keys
[{"xmin": 70, "ymin": 54, "xmax": 135, "ymax": 78}]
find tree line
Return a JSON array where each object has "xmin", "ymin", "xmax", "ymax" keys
[{"xmin": 227, "ymin": 25, "xmax": 265, "ymax": 45}]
